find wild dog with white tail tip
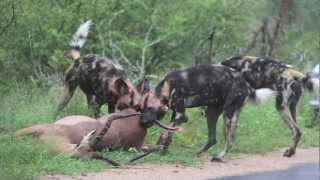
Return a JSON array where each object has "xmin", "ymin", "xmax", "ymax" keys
[
  {"xmin": 139, "ymin": 64, "xmax": 276, "ymax": 161},
  {"xmin": 57, "ymin": 20, "xmax": 137, "ymax": 117},
  {"xmin": 222, "ymin": 56, "xmax": 319, "ymax": 157}
]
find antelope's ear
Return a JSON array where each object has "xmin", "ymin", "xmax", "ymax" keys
[
  {"xmin": 110, "ymin": 78, "xmax": 130, "ymax": 96},
  {"xmin": 136, "ymin": 79, "xmax": 150, "ymax": 95}
]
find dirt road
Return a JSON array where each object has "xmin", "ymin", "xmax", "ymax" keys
[{"xmin": 43, "ymin": 148, "xmax": 319, "ymax": 180}]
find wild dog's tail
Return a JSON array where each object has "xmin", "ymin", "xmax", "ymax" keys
[
  {"xmin": 69, "ymin": 20, "xmax": 93, "ymax": 60},
  {"xmin": 249, "ymin": 88, "xmax": 277, "ymax": 104},
  {"xmin": 304, "ymin": 64, "xmax": 319, "ymax": 93}
]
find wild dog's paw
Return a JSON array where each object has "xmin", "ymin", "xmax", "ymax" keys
[
  {"xmin": 175, "ymin": 114, "xmax": 188, "ymax": 123},
  {"xmin": 283, "ymin": 148, "xmax": 295, "ymax": 157},
  {"xmin": 210, "ymin": 156, "xmax": 225, "ymax": 162}
]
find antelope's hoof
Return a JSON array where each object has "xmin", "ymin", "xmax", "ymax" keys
[
  {"xmin": 283, "ymin": 148, "xmax": 295, "ymax": 157},
  {"xmin": 210, "ymin": 156, "xmax": 224, "ymax": 162}
]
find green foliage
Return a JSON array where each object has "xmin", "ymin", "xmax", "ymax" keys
[{"xmin": 0, "ymin": 0, "xmax": 271, "ymax": 80}]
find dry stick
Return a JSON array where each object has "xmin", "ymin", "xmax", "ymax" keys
[
  {"xmin": 267, "ymin": 0, "xmax": 293, "ymax": 57},
  {"xmin": 208, "ymin": 32, "xmax": 215, "ymax": 63},
  {"xmin": 243, "ymin": 18, "xmax": 267, "ymax": 55},
  {"xmin": 260, "ymin": 18, "xmax": 269, "ymax": 57},
  {"xmin": 192, "ymin": 31, "xmax": 214, "ymax": 66},
  {"xmin": 127, "ymin": 145, "xmax": 164, "ymax": 164},
  {"xmin": 91, "ymin": 152, "xmax": 121, "ymax": 167}
]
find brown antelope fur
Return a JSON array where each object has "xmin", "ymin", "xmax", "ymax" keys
[
  {"xmin": 16, "ymin": 108, "xmax": 178, "ymax": 165},
  {"xmin": 15, "ymin": 116, "xmax": 100, "ymax": 156}
]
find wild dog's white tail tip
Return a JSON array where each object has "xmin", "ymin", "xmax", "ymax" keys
[
  {"xmin": 312, "ymin": 64, "xmax": 319, "ymax": 74},
  {"xmin": 310, "ymin": 78, "xmax": 319, "ymax": 93},
  {"xmin": 305, "ymin": 64, "xmax": 319, "ymax": 93},
  {"xmin": 312, "ymin": 64, "xmax": 319, "ymax": 93},
  {"xmin": 251, "ymin": 88, "xmax": 277, "ymax": 104},
  {"xmin": 69, "ymin": 20, "xmax": 93, "ymax": 49}
]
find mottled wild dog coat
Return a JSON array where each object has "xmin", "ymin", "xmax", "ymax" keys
[
  {"xmin": 140, "ymin": 64, "xmax": 275, "ymax": 161},
  {"xmin": 222, "ymin": 56, "xmax": 319, "ymax": 157},
  {"xmin": 57, "ymin": 20, "xmax": 138, "ymax": 117}
]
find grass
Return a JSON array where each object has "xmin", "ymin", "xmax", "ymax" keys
[{"xmin": 0, "ymin": 78, "xmax": 318, "ymax": 180}]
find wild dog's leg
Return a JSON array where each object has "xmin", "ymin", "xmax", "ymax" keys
[
  {"xmin": 212, "ymin": 96, "xmax": 244, "ymax": 162},
  {"xmin": 212, "ymin": 109, "xmax": 241, "ymax": 162},
  {"xmin": 157, "ymin": 96, "xmax": 186, "ymax": 151},
  {"xmin": 197, "ymin": 105, "xmax": 222, "ymax": 155},
  {"xmin": 57, "ymin": 64, "xmax": 79, "ymax": 114},
  {"xmin": 156, "ymin": 111, "xmax": 176, "ymax": 149},
  {"xmin": 173, "ymin": 94, "xmax": 188, "ymax": 123},
  {"xmin": 86, "ymin": 95, "xmax": 101, "ymax": 118},
  {"xmin": 276, "ymin": 94, "xmax": 301, "ymax": 157},
  {"xmin": 56, "ymin": 81, "xmax": 78, "ymax": 113},
  {"xmin": 288, "ymin": 83, "xmax": 303, "ymax": 122}
]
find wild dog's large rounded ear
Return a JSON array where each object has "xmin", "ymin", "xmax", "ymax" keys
[
  {"xmin": 136, "ymin": 79, "xmax": 150, "ymax": 95},
  {"xmin": 110, "ymin": 78, "xmax": 130, "ymax": 96}
]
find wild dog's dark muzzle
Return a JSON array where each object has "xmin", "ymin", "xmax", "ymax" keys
[{"xmin": 140, "ymin": 111, "xmax": 157, "ymax": 128}]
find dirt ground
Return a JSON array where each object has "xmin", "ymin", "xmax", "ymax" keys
[{"xmin": 42, "ymin": 148, "xmax": 319, "ymax": 180}]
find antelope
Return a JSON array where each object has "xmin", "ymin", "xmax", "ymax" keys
[{"xmin": 16, "ymin": 107, "xmax": 179, "ymax": 166}]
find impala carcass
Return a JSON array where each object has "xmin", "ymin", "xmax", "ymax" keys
[{"xmin": 16, "ymin": 107, "xmax": 179, "ymax": 166}]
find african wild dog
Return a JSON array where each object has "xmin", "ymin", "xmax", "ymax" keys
[
  {"xmin": 139, "ymin": 64, "xmax": 276, "ymax": 161},
  {"xmin": 57, "ymin": 20, "xmax": 138, "ymax": 117},
  {"xmin": 222, "ymin": 56, "xmax": 319, "ymax": 157}
]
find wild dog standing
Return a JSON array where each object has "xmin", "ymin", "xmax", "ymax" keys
[
  {"xmin": 222, "ymin": 56, "xmax": 319, "ymax": 157},
  {"xmin": 140, "ymin": 64, "xmax": 276, "ymax": 161},
  {"xmin": 57, "ymin": 20, "xmax": 135, "ymax": 117}
]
